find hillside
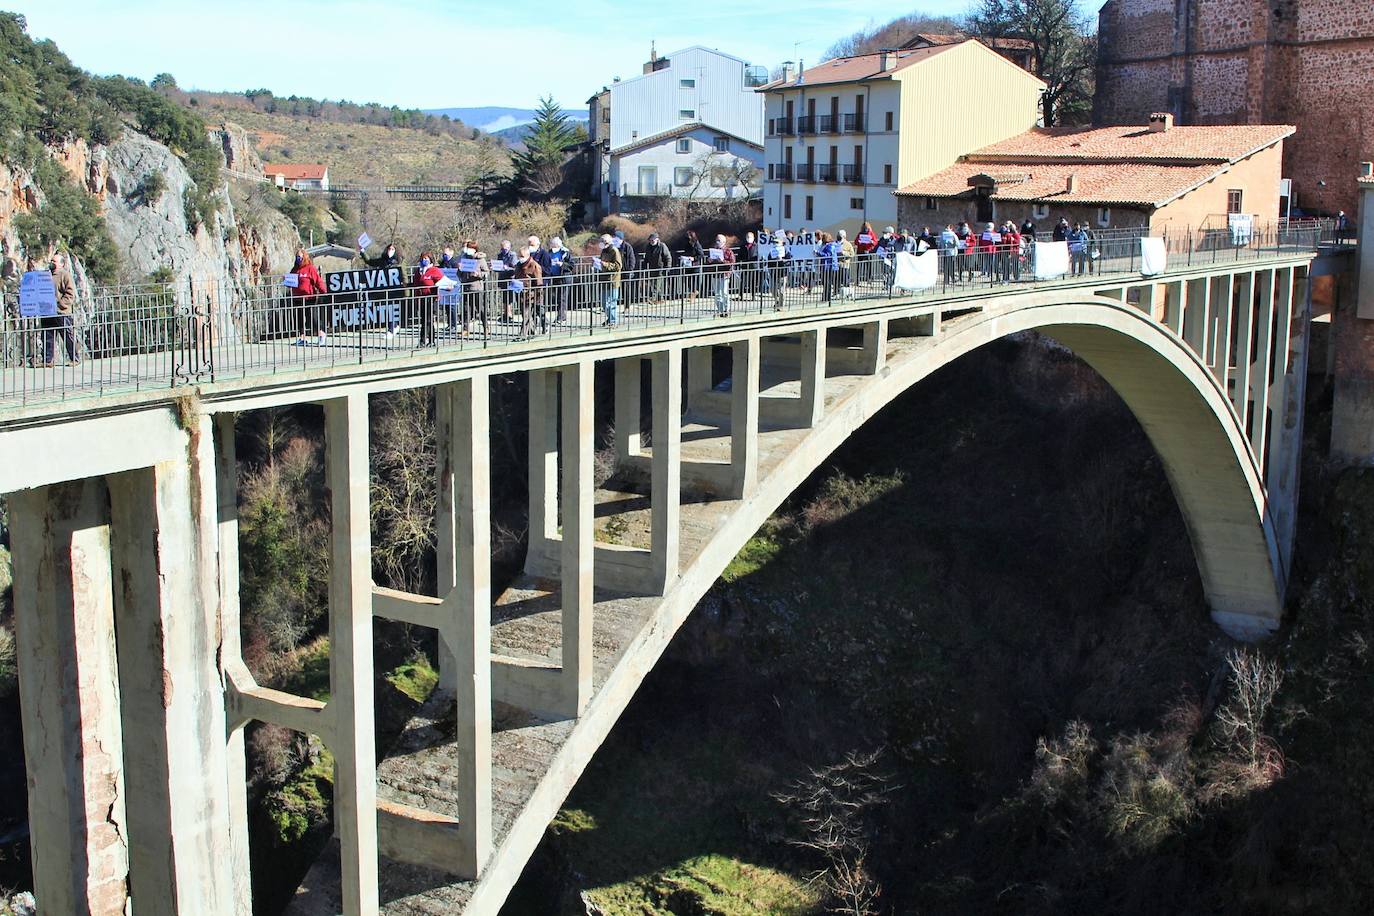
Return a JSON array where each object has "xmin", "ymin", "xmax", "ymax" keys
[
  {"xmin": 193, "ymin": 95, "xmax": 509, "ymax": 187},
  {"xmin": 425, "ymin": 106, "xmax": 589, "ymax": 134}
]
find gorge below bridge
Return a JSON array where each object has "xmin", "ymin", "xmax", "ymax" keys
[{"xmin": 0, "ymin": 238, "xmax": 1339, "ymax": 915}]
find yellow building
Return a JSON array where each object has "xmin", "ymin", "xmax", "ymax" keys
[{"xmin": 759, "ymin": 39, "xmax": 1046, "ymax": 235}]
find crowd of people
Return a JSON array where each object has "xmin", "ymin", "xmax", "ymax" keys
[{"xmin": 282, "ymin": 215, "xmax": 1111, "ymax": 347}]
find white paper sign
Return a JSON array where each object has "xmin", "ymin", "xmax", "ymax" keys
[
  {"xmin": 436, "ymin": 277, "xmax": 458, "ymax": 290},
  {"xmin": 358, "ymin": 232, "xmax": 372, "ymax": 250},
  {"xmin": 892, "ymin": 252, "xmax": 939, "ymax": 291},
  {"xmin": 509, "ymin": 279, "xmax": 525, "ymax": 293},
  {"xmin": 1033, "ymin": 241, "xmax": 1070, "ymax": 279},
  {"xmin": 593, "ymin": 257, "xmax": 604, "ymax": 270},
  {"xmin": 708, "ymin": 248, "xmax": 725, "ymax": 262},
  {"xmin": 19, "ymin": 270, "xmax": 57, "ymax": 317},
  {"xmin": 458, "ymin": 257, "xmax": 481, "ymax": 273},
  {"xmin": 678, "ymin": 256, "xmax": 694, "ymax": 267},
  {"xmin": 1228, "ymin": 213, "xmax": 1253, "ymax": 246},
  {"xmin": 282, "ymin": 273, "xmax": 300, "ymax": 288},
  {"xmin": 1139, "ymin": 237, "xmax": 1168, "ymax": 277}
]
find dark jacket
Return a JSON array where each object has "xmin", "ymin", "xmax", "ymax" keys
[
  {"xmin": 643, "ymin": 239, "xmax": 672, "ymax": 270},
  {"xmin": 364, "ymin": 249, "xmax": 400, "ymax": 269},
  {"xmin": 614, "ymin": 240, "xmax": 637, "ymax": 271}
]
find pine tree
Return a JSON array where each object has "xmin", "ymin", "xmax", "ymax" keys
[{"xmin": 510, "ymin": 96, "xmax": 580, "ymax": 198}]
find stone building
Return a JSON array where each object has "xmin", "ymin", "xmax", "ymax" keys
[
  {"xmin": 1094, "ymin": 0, "xmax": 1373, "ymax": 216},
  {"xmin": 894, "ymin": 115, "xmax": 1292, "ymax": 234}
]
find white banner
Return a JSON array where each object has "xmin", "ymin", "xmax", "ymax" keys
[
  {"xmin": 892, "ymin": 251, "xmax": 939, "ymax": 291},
  {"xmin": 1139, "ymin": 237, "xmax": 1167, "ymax": 277},
  {"xmin": 1033, "ymin": 241, "xmax": 1070, "ymax": 280}
]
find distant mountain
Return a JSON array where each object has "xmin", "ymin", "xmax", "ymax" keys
[{"xmin": 425, "ymin": 106, "xmax": 588, "ymax": 135}]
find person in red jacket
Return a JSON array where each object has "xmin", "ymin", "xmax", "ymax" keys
[
  {"xmin": 854, "ymin": 221, "xmax": 878, "ymax": 284},
  {"xmin": 412, "ymin": 252, "xmax": 446, "ymax": 346},
  {"xmin": 291, "ymin": 248, "xmax": 328, "ymax": 347}
]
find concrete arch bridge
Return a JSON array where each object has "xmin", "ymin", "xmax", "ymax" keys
[{"xmin": 0, "ymin": 246, "xmax": 1322, "ymax": 915}]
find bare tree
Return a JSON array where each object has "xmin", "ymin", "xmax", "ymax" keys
[
  {"xmin": 965, "ymin": 0, "xmax": 1097, "ymax": 126},
  {"xmin": 775, "ymin": 749, "xmax": 894, "ymax": 915},
  {"xmin": 824, "ymin": 14, "xmax": 963, "ymax": 60}
]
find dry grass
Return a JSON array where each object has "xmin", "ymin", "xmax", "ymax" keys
[{"xmin": 196, "ymin": 103, "xmax": 508, "ymax": 187}]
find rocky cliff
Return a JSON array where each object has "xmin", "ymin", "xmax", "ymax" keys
[{"xmin": 0, "ymin": 120, "xmax": 298, "ymax": 297}]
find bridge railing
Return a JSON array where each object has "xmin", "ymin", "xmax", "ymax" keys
[{"xmin": 0, "ymin": 223, "xmax": 1322, "ymax": 407}]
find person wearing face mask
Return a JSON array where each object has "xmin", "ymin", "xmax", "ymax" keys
[
  {"xmin": 739, "ymin": 231, "xmax": 760, "ymax": 299},
  {"xmin": 765, "ymin": 233, "xmax": 790, "ymax": 311},
  {"xmin": 511, "ymin": 246, "xmax": 545, "ymax": 339},
  {"xmin": 642, "ymin": 231, "xmax": 672, "ymax": 304},
  {"xmin": 494, "ymin": 240, "xmax": 518, "ymax": 321},
  {"xmin": 710, "ymin": 234, "xmax": 736, "ymax": 316},
  {"xmin": 543, "ymin": 236, "xmax": 573, "ymax": 326},
  {"xmin": 438, "ymin": 245, "xmax": 458, "ymax": 269},
  {"xmin": 597, "ymin": 234, "xmax": 623, "ymax": 327},
  {"xmin": 290, "ymin": 248, "xmax": 327, "ymax": 348},
  {"xmin": 360, "ymin": 241, "xmax": 403, "ymax": 340},
  {"xmin": 412, "ymin": 252, "xmax": 445, "ymax": 346},
  {"xmin": 454, "ymin": 240, "xmax": 488, "ymax": 337}
]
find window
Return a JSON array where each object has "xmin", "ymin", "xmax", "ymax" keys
[
  {"xmin": 805, "ymin": 195, "xmax": 814, "ymax": 221},
  {"xmin": 679, "ymin": 109, "xmax": 696, "ymax": 119},
  {"xmin": 884, "ymin": 164, "xmax": 893, "ymax": 184},
  {"xmin": 924, "ymin": 196, "xmax": 937, "ymax": 211},
  {"xmin": 680, "ymin": 78, "xmax": 696, "ymax": 89},
  {"xmin": 850, "ymin": 197, "xmax": 864, "ymax": 210},
  {"xmin": 676, "ymin": 138, "xmax": 692, "ymax": 154},
  {"xmin": 1097, "ymin": 207, "xmax": 1112, "ymax": 227},
  {"xmin": 1227, "ymin": 189, "xmax": 1243, "ymax": 213},
  {"xmin": 714, "ymin": 136, "xmax": 730, "ymax": 152},
  {"xmin": 601, "ymin": 109, "xmax": 610, "ymax": 123},
  {"xmin": 784, "ymin": 194, "xmax": 792, "ymax": 220},
  {"xmin": 885, "ymin": 111, "xmax": 894, "ymax": 131},
  {"xmin": 675, "ymin": 167, "xmax": 694, "ymax": 186},
  {"xmin": 1032, "ymin": 203, "xmax": 1050, "ymax": 220}
]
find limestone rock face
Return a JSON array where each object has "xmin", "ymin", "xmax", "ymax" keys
[
  {"xmin": 102, "ymin": 129, "xmax": 299, "ymax": 292},
  {"xmin": 215, "ymin": 120, "xmax": 264, "ymax": 178}
]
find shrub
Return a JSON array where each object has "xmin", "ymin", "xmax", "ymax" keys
[
  {"xmin": 15, "ymin": 158, "xmax": 119, "ymax": 282},
  {"xmin": 138, "ymin": 170, "xmax": 166, "ymax": 206}
]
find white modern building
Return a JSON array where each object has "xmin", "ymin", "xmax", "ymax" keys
[
  {"xmin": 759, "ymin": 40, "xmax": 1044, "ymax": 235},
  {"xmin": 588, "ymin": 46, "xmax": 769, "ymax": 214}
]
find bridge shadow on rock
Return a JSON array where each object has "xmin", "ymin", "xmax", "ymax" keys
[{"xmin": 506, "ymin": 336, "xmax": 1234, "ymax": 915}]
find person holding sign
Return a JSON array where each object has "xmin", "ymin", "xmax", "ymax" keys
[
  {"xmin": 543, "ymin": 237, "xmax": 574, "ymax": 326},
  {"xmin": 710, "ymin": 234, "xmax": 736, "ymax": 317},
  {"xmin": 289, "ymin": 249, "xmax": 327, "ymax": 347},
  {"xmin": 360, "ymin": 241, "xmax": 403, "ymax": 340},
  {"xmin": 684, "ymin": 229, "xmax": 706, "ymax": 301},
  {"xmin": 512, "ymin": 246, "xmax": 544, "ymax": 339},
  {"xmin": 597, "ymin": 235, "xmax": 623, "ymax": 327},
  {"xmin": 454, "ymin": 240, "xmax": 489, "ymax": 337},
  {"xmin": 765, "ymin": 234, "xmax": 791, "ymax": 311},
  {"xmin": 36, "ymin": 253, "xmax": 79, "ymax": 367},
  {"xmin": 642, "ymin": 231, "xmax": 672, "ymax": 305},
  {"xmin": 411, "ymin": 253, "xmax": 445, "ymax": 346}
]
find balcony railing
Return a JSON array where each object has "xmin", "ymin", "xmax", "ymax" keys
[
  {"xmin": 795, "ymin": 164, "xmax": 815, "ymax": 183},
  {"xmin": 819, "ymin": 114, "xmax": 838, "ymax": 134},
  {"xmin": 843, "ymin": 112, "xmax": 865, "ymax": 132},
  {"xmin": 816, "ymin": 164, "xmax": 838, "ymax": 183},
  {"xmin": 775, "ymin": 119, "xmax": 794, "ymax": 136},
  {"xmin": 769, "ymin": 164, "xmax": 793, "ymax": 181},
  {"xmin": 796, "ymin": 115, "xmax": 817, "ymax": 135},
  {"xmin": 842, "ymin": 164, "xmax": 864, "ymax": 185}
]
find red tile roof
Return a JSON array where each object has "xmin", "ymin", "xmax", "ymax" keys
[
  {"xmin": 759, "ymin": 44, "xmax": 956, "ymax": 90},
  {"xmin": 610, "ymin": 123, "xmax": 761, "ymax": 156},
  {"xmin": 897, "ymin": 123, "xmax": 1294, "ymax": 208},
  {"xmin": 264, "ymin": 163, "xmax": 328, "ymax": 180}
]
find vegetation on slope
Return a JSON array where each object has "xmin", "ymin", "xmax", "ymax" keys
[{"xmin": 511, "ymin": 341, "xmax": 1374, "ymax": 915}]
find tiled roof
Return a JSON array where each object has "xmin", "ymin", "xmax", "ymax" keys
[
  {"xmin": 609, "ymin": 123, "xmax": 761, "ymax": 157},
  {"xmin": 904, "ymin": 32, "xmax": 1034, "ymax": 52},
  {"xmin": 897, "ymin": 161, "xmax": 1227, "ymax": 207},
  {"xmin": 758, "ymin": 44, "xmax": 956, "ymax": 90},
  {"xmin": 264, "ymin": 163, "xmax": 328, "ymax": 180},
  {"xmin": 971, "ymin": 124, "xmax": 1295, "ymax": 163}
]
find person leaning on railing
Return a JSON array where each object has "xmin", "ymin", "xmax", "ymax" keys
[
  {"xmin": 513, "ymin": 246, "xmax": 544, "ymax": 339},
  {"xmin": 411, "ymin": 253, "xmax": 445, "ymax": 347}
]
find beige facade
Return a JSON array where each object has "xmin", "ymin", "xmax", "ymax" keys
[{"xmin": 761, "ymin": 40, "xmax": 1044, "ymax": 236}]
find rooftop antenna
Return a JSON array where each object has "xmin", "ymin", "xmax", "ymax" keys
[{"xmin": 651, "ymin": 40, "xmax": 657, "ymax": 63}]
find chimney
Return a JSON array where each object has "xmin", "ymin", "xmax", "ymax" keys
[
  {"xmin": 879, "ymin": 51, "xmax": 892, "ymax": 71},
  {"xmin": 780, "ymin": 60, "xmax": 796, "ymax": 83},
  {"xmin": 1066, "ymin": 173, "xmax": 1078, "ymax": 194},
  {"xmin": 1149, "ymin": 112, "xmax": 1174, "ymax": 133}
]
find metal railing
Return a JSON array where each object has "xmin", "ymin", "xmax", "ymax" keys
[
  {"xmin": 843, "ymin": 112, "xmax": 865, "ymax": 132},
  {"xmin": 0, "ymin": 224, "xmax": 1322, "ymax": 408}
]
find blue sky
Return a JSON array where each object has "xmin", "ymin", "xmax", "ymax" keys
[{"xmin": 11, "ymin": 0, "xmax": 1011, "ymax": 110}]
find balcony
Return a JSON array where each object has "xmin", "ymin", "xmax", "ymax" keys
[
  {"xmin": 816, "ymin": 164, "xmax": 838, "ymax": 183},
  {"xmin": 842, "ymin": 164, "xmax": 864, "ymax": 184},
  {"xmin": 819, "ymin": 114, "xmax": 838, "ymax": 134},
  {"xmin": 795, "ymin": 163, "xmax": 815, "ymax": 182},
  {"xmin": 796, "ymin": 115, "xmax": 817, "ymax": 135},
  {"xmin": 768, "ymin": 163, "xmax": 793, "ymax": 181},
  {"xmin": 775, "ymin": 118, "xmax": 795, "ymax": 136},
  {"xmin": 843, "ymin": 112, "xmax": 866, "ymax": 133}
]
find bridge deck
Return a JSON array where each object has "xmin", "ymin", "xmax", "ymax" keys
[{"xmin": 285, "ymin": 319, "xmax": 957, "ymax": 914}]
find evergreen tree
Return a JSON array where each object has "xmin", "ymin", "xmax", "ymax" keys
[{"xmin": 510, "ymin": 96, "xmax": 580, "ymax": 198}]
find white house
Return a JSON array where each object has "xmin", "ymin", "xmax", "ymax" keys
[
  {"xmin": 264, "ymin": 163, "xmax": 330, "ymax": 192},
  {"xmin": 589, "ymin": 45, "xmax": 768, "ymax": 214}
]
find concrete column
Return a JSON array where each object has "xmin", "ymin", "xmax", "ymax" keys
[
  {"xmin": 1183, "ymin": 276, "xmax": 1210, "ymax": 361},
  {"xmin": 436, "ymin": 386, "xmax": 459, "ymax": 692},
  {"xmin": 860, "ymin": 319, "xmax": 888, "ymax": 374},
  {"xmin": 651, "ymin": 349, "xmax": 682, "ymax": 589},
  {"xmin": 1230, "ymin": 271, "xmax": 1255, "ymax": 427},
  {"xmin": 323, "ymin": 394, "xmax": 379, "ymax": 915},
  {"xmin": 525, "ymin": 369, "xmax": 558, "ymax": 576},
  {"xmin": 686, "ymin": 345, "xmax": 713, "ymax": 410},
  {"xmin": 614, "ymin": 357, "xmax": 642, "ymax": 461},
  {"xmin": 1210, "ymin": 273, "xmax": 1234, "ymax": 390},
  {"xmin": 10, "ymin": 479, "xmax": 131, "ymax": 916},
  {"xmin": 213, "ymin": 413, "xmax": 254, "ymax": 915},
  {"xmin": 438, "ymin": 378, "xmax": 493, "ymax": 877},
  {"xmin": 1266, "ymin": 268, "xmax": 1297, "ymax": 491},
  {"xmin": 107, "ymin": 450, "xmax": 235, "ymax": 915},
  {"xmin": 1249, "ymin": 270, "xmax": 1276, "ymax": 466},
  {"xmin": 799, "ymin": 328, "xmax": 827, "ymax": 427},
  {"xmin": 560, "ymin": 361, "xmax": 595, "ymax": 715},
  {"xmin": 1163, "ymin": 280, "xmax": 1184, "ymax": 334},
  {"xmin": 731, "ymin": 337, "xmax": 760, "ymax": 498}
]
